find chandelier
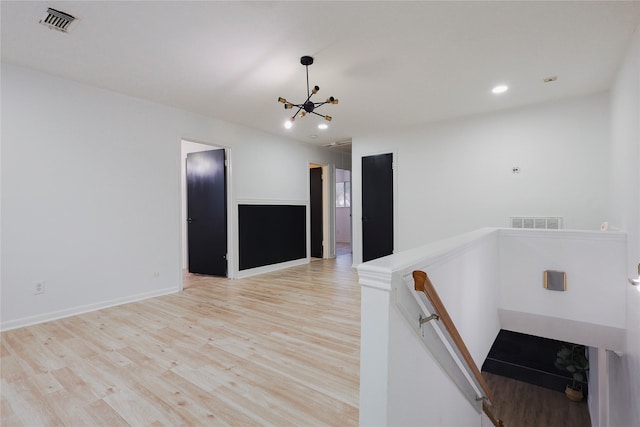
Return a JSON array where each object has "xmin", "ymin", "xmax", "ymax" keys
[{"xmin": 278, "ymin": 56, "xmax": 338, "ymax": 128}]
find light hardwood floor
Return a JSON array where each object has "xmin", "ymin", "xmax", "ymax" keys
[
  {"xmin": 1, "ymin": 255, "xmax": 360, "ymax": 426},
  {"xmin": 483, "ymin": 372, "xmax": 592, "ymax": 427},
  {"xmin": 2, "ymin": 254, "xmax": 596, "ymax": 426}
]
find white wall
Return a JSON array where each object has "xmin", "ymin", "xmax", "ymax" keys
[
  {"xmin": 335, "ymin": 168, "xmax": 351, "ymax": 244},
  {"xmin": 0, "ymin": 63, "xmax": 346, "ymax": 329},
  {"xmin": 499, "ymin": 230, "xmax": 627, "ymax": 328},
  {"xmin": 352, "ymin": 93, "xmax": 610, "ymax": 265},
  {"xmin": 607, "ymin": 25, "xmax": 640, "ymax": 427},
  {"xmin": 498, "ymin": 229, "xmax": 627, "ymax": 353},
  {"xmin": 387, "ymin": 304, "xmax": 481, "ymax": 427},
  {"xmin": 335, "ymin": 208, "xmax": 351, "ymax": 243}
]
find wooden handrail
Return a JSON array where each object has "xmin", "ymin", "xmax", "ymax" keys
[
  {"xmin": 412, "ymin": 270, "xmax": 497, "ymax": 409},
  {"xmin": 482, "ymin": 402, "xmax": 504, "ymax": 427}
]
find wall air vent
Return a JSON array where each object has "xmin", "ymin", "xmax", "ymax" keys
[
  {"xmin": 39, "ymin": 8, "xmax": 76, "ymax": 33},
  {"xmin": 510, "ymin": 217, "xmax": 562, "ymax": 230}
]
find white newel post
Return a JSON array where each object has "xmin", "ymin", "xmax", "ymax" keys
[{"xmin": 358, "ymin": 265, "xmax": 394, "ymax": 427}]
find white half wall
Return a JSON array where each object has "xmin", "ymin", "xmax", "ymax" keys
[
  {"xmin": 498, "ymin": 229, "xmax": 627, "ymax": 345},
  {"xmin": 387, "ymin": 303, "xmax": 481, "ymax": 427},
  {"xmin": 358, "ymin": 228, "xmax": 502, "ymax": 426},
  {"xmin": 359, "ymin": 227, "xmax": 629, "ymax": 425},
  {"xmin": 352, "ymin": 93, "xmax": 610, "ymax": 265},
  {"xmin": 0, "ymin": 63, "xmax": 346, "ymax": 329}
]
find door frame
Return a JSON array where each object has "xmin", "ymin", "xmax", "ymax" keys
[
  {"xmin": 308, "ymin": 162, "xmax": 335, "ymax": 259},
  {"xmin": 335, "ymin": 167, "xmax": 352, "ymax": 255},
  {"xmin": 180, "ymin": 139, "xmax": 234, "ymax": 288},
  {"xmin": 354, "ymin": 149, "xmax": 398, "ymax": 265}
]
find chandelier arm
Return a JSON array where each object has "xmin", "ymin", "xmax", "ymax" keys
[
  {"xmin": 309, "ymin": 110, "xmax": 328, "ymax": 118},
  {"xmin": 291, "ymin": 104, "xmax": 304, "ymax": 120}
]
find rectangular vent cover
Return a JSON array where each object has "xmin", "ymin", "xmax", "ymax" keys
[
  {"xmin": 40, "ymin": 8, "xmax": 76, "ymax": 32},
  {"xmin": 510, "ymin": 217, "xmax": 562, "ymax": 230}
]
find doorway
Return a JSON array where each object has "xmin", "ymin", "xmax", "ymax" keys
[
  {"xmin": 362, "ymin": 153, "xmax": 393, "ymax": 262},
  {"xmin": 335, "ymin": 168, "xmax": 351, "ymax": 256},
  {"xmin": 309, "ymin": 163, "xmax": 335, "ymax": 259},
  {"xmin": 181, "ymin": 140, "xmax": 228, "ymax": 278}
]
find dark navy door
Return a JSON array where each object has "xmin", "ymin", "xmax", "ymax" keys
[
  {"xmin": 186, "ymin": 149, "xmax": 227, "ymax": 276},
  {"xmin": 310, "ymin": 167, "xmax": 323, "ymax": 258},
  {"xmin": 362, "ymin": 153, "xmax": 393, "ymax": 262}
]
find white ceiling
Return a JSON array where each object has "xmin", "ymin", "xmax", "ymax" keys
[{"xmin": 2, "ymin": 1, "xmax": 639, "ymax": 148}]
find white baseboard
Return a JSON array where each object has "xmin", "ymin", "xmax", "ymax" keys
[
  {"xmin": 234, "ymin": 258, "xmax": 309, "ymax": 279},
  {"xmin": 0, "ymin": 286, "xmax": 179, "ymax": 332}
]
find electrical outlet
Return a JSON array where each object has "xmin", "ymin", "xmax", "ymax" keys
[
  {"xmin": 34, "ymin": 281, "xmax": 45, "ymax": 295},
  {"xmin": 153, "ymin": 272, "xmax": 160, "ymax": 278}
]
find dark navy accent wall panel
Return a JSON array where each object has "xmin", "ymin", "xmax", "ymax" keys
[{"xmin": 238, "ymin": 204, "xmax": 306, "ymax": 270}]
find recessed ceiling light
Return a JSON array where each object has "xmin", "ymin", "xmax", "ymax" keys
[
  {"xmin": 491, "ymin": 85, "xmax": 509, "ymax": 94},
  {"xmin": 310, "ymin": 134, "xmax": 318, "ymax": 139},
  {"xmin": 318, "ymin": 123, "xmax": 328, "ymax": 130},
  {"xmin": 544, "ymin": 76, "xmax": 558, "ymax": 83}
]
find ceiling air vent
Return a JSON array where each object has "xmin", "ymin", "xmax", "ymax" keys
[
  {"xmin": 324, "ymin": 140, "xmax": 352, "ymax": 149},
  {"xmin": 39, "ymin": 8, "xmax": 76, "ymax": 33}
]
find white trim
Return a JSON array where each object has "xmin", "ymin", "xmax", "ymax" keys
[
  {"xmin": 324, "ymin": 163, "xmax": 336, "ymax": 259},
  {"xmin": 498, "ymin": 309, "xmax": 625, "ymax": 352},
  {"xmin": 308, "ymin": 161, "xmax": 335, "ymax": 259},
  {"xmin": 225, "ymin": 147, "xmax": 235, "ymax": 279},
  {"xmin": 236, "ymin": 198, "xmax": 307, "ymax": 205},
  {"xmin": 359, "ymin": 228, "xmax": 496, "ymax": 276},
  {"xmin": 357, "ymin": 265, "xmax": 394, "ymax": 291},
  {"xmin": 235, "ymin": 258, "xmax": 309, "ymax": 279},
  {"xmin": 498, "ymin": 227, "xmax": 627, "ymax": 242},
  {"xmin": 598, "ymin": 348, "xmax": 610, "ymax": 427},
  {"xmin": 0, "ymin": 287, "xmax": 179, "ymax": 332}
]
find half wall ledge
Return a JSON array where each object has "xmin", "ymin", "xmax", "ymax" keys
[{"xmin": 498, "ymin": 309, "xmax": 626, "ymax": 354}]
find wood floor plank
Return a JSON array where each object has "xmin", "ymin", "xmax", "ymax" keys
[
  {"xmin": 164, "ymin": 367, "xmax": 297, "ymax": 427},
  {"xmin": 101, "ymin": 384, "xmax": 177, "ymax": 427},
  {"xmin": 483, "ymin": 371, "xmax": 592, "ymax": 427},
  {"xmin": 1, "ymin": 255, "xmax": 361, "ymax": 426},
  {"xmin": 1, "ymin": 378, "xmax": 67, "ymax": 426},
  {"xmin": 85, "ymin": 399, "xmax": 131, "ymax": 427}
]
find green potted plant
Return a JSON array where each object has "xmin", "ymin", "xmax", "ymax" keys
[{"xmin": 554, "ymin": 343, "xmax": 589, "ymax": 401}]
